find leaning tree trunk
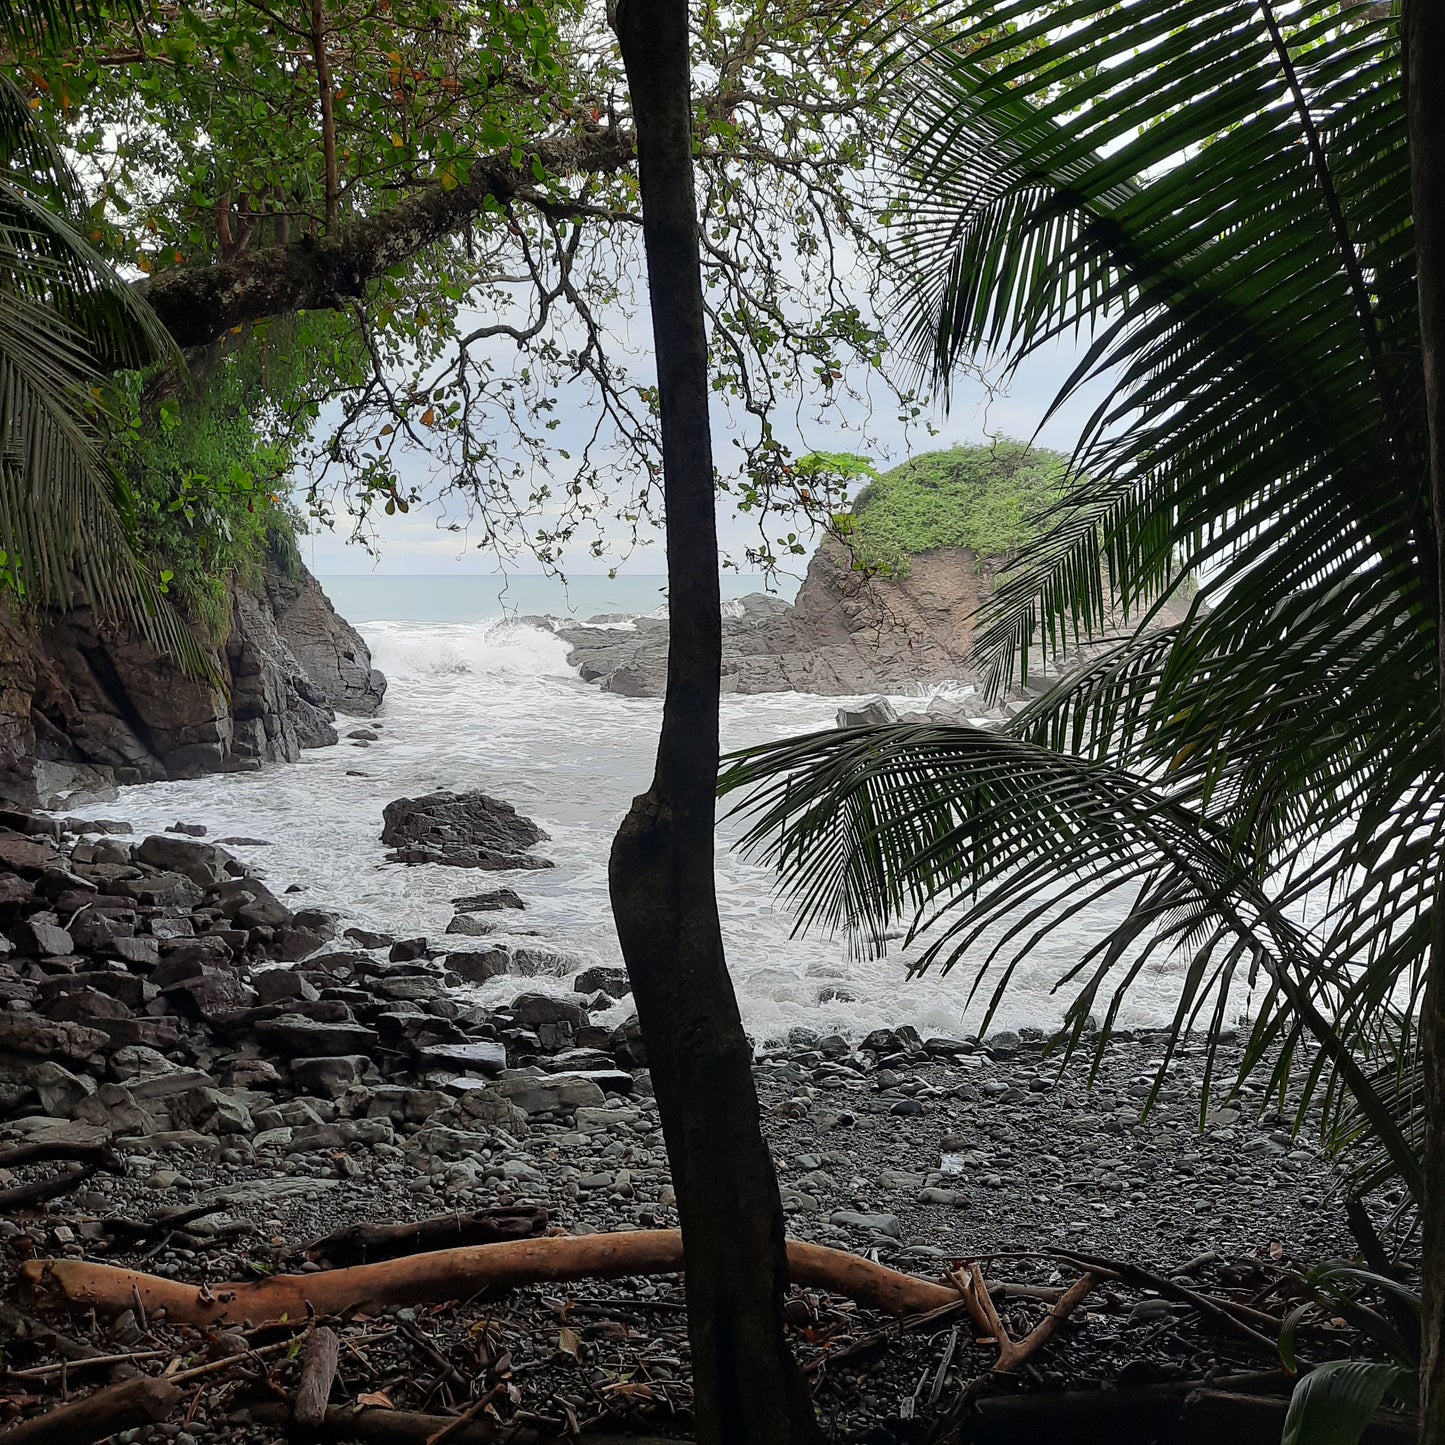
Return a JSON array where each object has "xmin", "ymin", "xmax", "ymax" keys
[
  {"xmin": 1410, "ymin": 0, "xmax": 1445, "ymax": 1440},
  {"xmin": 606, "ymin": 3, "xmax": 821, "ymax": 1443}
]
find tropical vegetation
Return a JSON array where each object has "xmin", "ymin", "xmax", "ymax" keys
[
  {"xmin": 0, "ymin": 55, "xmax": 198, "ymax": 661},
  {"xmin": 723, "ymin": 0, "xmax": 1443, "ymax": 1431},
  {"xmin": 846, "ymin": 439, "xmax": 1066, "ymax": 574}
]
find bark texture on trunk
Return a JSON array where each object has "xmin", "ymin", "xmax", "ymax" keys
[
  {"xmin": 607, "ymin": 1, "xmax": 820, "ymax": 1441},
  {"xmin": 1410, "ymin": 0, "xmax": 1445, "ymax": 1438}
]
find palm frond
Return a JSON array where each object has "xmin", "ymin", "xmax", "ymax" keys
[{"xmin": 898, "ymin": 0, "xmax": 1418, "ymax": 697}]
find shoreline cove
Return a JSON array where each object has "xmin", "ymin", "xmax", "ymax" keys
[{"xmin": 57, "ymin": 611, "xmax": 1200, "ymax": 1044}]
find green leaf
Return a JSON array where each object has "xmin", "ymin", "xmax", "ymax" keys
[{"xmin": 1282, "ymin": 1360, "xmax": 1407, "ymax": 1445}]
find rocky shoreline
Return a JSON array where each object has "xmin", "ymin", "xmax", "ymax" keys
[
  {"xmin": 0, "ymin": 804, "xmax": 1361, "ymax": 1441},
  {"xmin": 0, "ymin": 562, "xmax": 385, "ymax": 813}
]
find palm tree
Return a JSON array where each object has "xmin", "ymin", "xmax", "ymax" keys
[
  {"xmin": 723, "ymin": 0, "xmax": 1431, "ymax": 1246},
  {"xmin": 0, "ymin": 6, "xmax": 196, "ymax": 665}
]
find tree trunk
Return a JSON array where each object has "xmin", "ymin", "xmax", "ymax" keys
[
  {"xmin": 1409, "ymin": 0, "xmax": 1445, "ymax": 1439},
  {"xmin": 606, "ymin": 3, "xmax": 820, "ymax": 1442}
]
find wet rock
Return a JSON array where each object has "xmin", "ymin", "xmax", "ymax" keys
[
  {"xmin": 451, "ymin": 888, "xmax": 525, "ymax": 912},
  {"xmin": 445, "ymin": 914, "xmax": 498, "ymax": 937},
  {"xmin": 381, "ymin": 791, "xmax": 554, "ymax": 871},
  {"xmin": 167, "ymin": 822, "xmax": 208, "ymax": 837},
  {"xmin": 388, "ymin": 937, "xmax": 430, "ymax": 962},
  {"xmin": 415, "ymin": 1040, "xmax": 508, "ymax": 1075},
  {"xmin": 836, "ymin": 697, "xmax": 899, "ymax": 728},
  {"xmin": 444, "ymin": 947, "xmax": 511, "ymax": 984},
  {"xmin": 574, "ymin": 966, "xmax": 631, "ymax": 999},
  {"xmin": 254, "ymin": 970, "xmax": 320, "ymax": 1005},
  {"xmin": 512, "ymin": 993, "xmax": 588, "ymax": 1032},
  {"xmin": 344, "ymin": 927, "xmax": 392, "ymax": 949},
  {"xmin": 135, "ymin": 835, "xmax": 234, "ymax": 887}
]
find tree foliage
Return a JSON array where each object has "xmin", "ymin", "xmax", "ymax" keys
[
  {"xmin": 6, "ymin": 0, "xmax": 938, "ymax": 569},
  {"xmin": 724, "ymin": 0, "xmax": 1434, "ymax": 1215},
  {"xmin": 847, "ymin": 439, "xmax": 1066, "ymax": 574}
]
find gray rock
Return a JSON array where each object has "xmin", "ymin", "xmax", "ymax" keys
[
  {"xmin": 135, "ymin": 835, "xmax": 234, "ymax": 886},
  {"xmin": 111, "ymin": 936, "xmax": 160, "ymax": 968},
  {"xmin": 574, "ymin": 966, "xmax": 631, "ymax": 999},
  {"xmin": 828, "ymin": 1210, "xmax": 902, "ymax": 1239},
  {"xmin": 169, "ymin": 1087, "xmax": 254, "ymax": 1136},
  {"xmin": 451, "ymin": 888, "xmax": 525, "ymax": 911},
  {"xmin": 27, "ymin": 1061, "xmax": 96, "ymax": 1116},
  {"xmin": 511, "ymin": 993, "xmax": 588, "ymax": 1031},
  {"xmin": 492, "ymin": 1070, "xmax": 605, "ymax": 1115},
  {"xmin": 254, "ymin": 970, "xmax": 320, "ymax": 1005},
  {"xmin": 445, "ymin": 947, "xmax": 512, "ymax": 984},
  {"xmin": 0, "ymin": 1013, "xmax": 108, "ymax": 1062},
  {"xmin": 289, "ymin": 1056, "xmax": 368, "ymax": 1099},
  {"xmin": 416, "ymin": 1040, "xmax": 508, "ymax": 1075},
  {"xmin": 445, "ymin": 914, "xmax": 498, "ymax": 937},
  {"xmin": 836, "ymin": 697, "xmax": 899, "ymax": 728},
  {"xmin": 381, "ymin": 791, "xmax": 553, "ymax": 871},
  {"xmin": 254, "ymin": 1013, "xmax": 380, "ymax": 1056},
  {"xmin": 10, "ymin": 919, "xmax": 74, "ymax": 957}
]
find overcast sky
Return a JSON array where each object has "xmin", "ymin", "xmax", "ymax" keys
[{"xmin": 299, "ymin": 331, "xmax": 1103, "ymax": 581}]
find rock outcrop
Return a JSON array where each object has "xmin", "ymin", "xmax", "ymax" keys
[
  {"xmin": 0, "ymin": 565, "xmax": 385, "ymax": 809},
  {"xmin": 558, "ymin": 538, "xmax": 990, "ymax": 698},
  {"xmin": 381, "ymin": 791, "xmax": 554, "ymax": 871},
  {"xmin": 262, "ymin": 567, "xmax": 386, "ymax": 716}
]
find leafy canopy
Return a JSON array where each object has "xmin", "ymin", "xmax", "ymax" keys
[{"xmin": 848, "ymin": 440, "xmax": 1066, "ymax": 574}]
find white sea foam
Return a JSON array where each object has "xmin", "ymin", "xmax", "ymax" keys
[{"xmin": 60, "ymin": 616, "xmax": 1220, "ymax": 1042}]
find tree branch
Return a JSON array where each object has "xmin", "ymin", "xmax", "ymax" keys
[{"xmin": 138, "ymin": 124, "xmax": 635, "ymax": 349}]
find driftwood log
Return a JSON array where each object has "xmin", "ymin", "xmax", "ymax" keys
[
  {"xmin": 966, "ymin": 1377, "xmax": 1417, "ymax": 1445},
  {"xmin": 0, "ymin": 1377, "xmax": 179, "ymax": 1445},
  {"xmin": 19, "ymin": 1230, "xmax": 959, "ymax": 1326},
  {"xmin": 249, "ymin": 1401, "xmax": 682, "ymax": 1445},
  {"xmin": 303, "ymin": 1206, "xmax": 549, "ymax": 1268},
  {"xmin": 293, "ymin": 1326, "xmax": 341, "ymax": 1429}
]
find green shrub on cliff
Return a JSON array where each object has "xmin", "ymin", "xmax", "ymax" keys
[
  {"xmin": 850, "ymin": 440, "xmax": 1066, "ymax": 574},
  {"xmin": 113, "ymin": 316, "xmax": 358, "ymax": 642}
]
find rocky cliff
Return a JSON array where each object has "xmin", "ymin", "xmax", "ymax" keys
[
  {"xmin": 0, "ymin": 566, "xmax": 385, "ymax": 809},
  {"xmin": 557, "ymin": 537, "xmax": 992, "ymax": 698}
]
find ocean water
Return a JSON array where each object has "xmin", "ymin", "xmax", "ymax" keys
[
  {"xmin": 59, "ymin": 576, "xmax": 1206, "ymax": 1041},
  {"xmin": 318, "ymin": 573, "xmax": 797, "ymax": 625}
]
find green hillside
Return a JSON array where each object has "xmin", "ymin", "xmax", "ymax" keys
[{"xmin": 850, "ymin": 440, "xmax": 1067, "ymax": 574}]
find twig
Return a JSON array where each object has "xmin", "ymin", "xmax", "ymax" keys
[{"xmin": 1049, "ymin": 1249, "xmax": 1281, "ymax": 1355}]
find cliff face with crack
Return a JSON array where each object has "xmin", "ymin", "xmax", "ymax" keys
[
  {"xmin": 0, "ymin": 565, "xmax": 385, "ymax": 809},
  {"xmin": 557, "ymin": 537, "xmax": 996, "ymax": 699}
]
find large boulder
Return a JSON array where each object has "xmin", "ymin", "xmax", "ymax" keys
[{"xmin": 381, "ymin": 791, "xmax": 554, "ymax": 871}]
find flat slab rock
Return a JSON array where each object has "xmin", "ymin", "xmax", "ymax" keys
[{"xmin": 380, "ymin": 791, "xmax": 554, "ymax": 871}]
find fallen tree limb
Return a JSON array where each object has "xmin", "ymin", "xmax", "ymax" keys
[
  {"xmin": 0, "ymin": 1141, "xmax": 117, "ymax": 1171},
  {"xmin": 303, "ymin": 1207, "xmax": 549, "ymax": 1268},
  {"xmin": 1049, "ymin": 1247, "xmax": 1279, "ymax": 1353},
  {"xmin": 248, "ymin": 1401, "xmax": 685, "ymax": 1445},
  {"xmin": 20, "ymin": 1230, "xmax": 960, "ymax": 1326},
  {"xmin": 0, "ymin": 1166, "xmax": 99, "ymax": 1212},
  {"xmin": 0, "ymin": 1376, "xmax": 179, "ymax": 1445}
]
